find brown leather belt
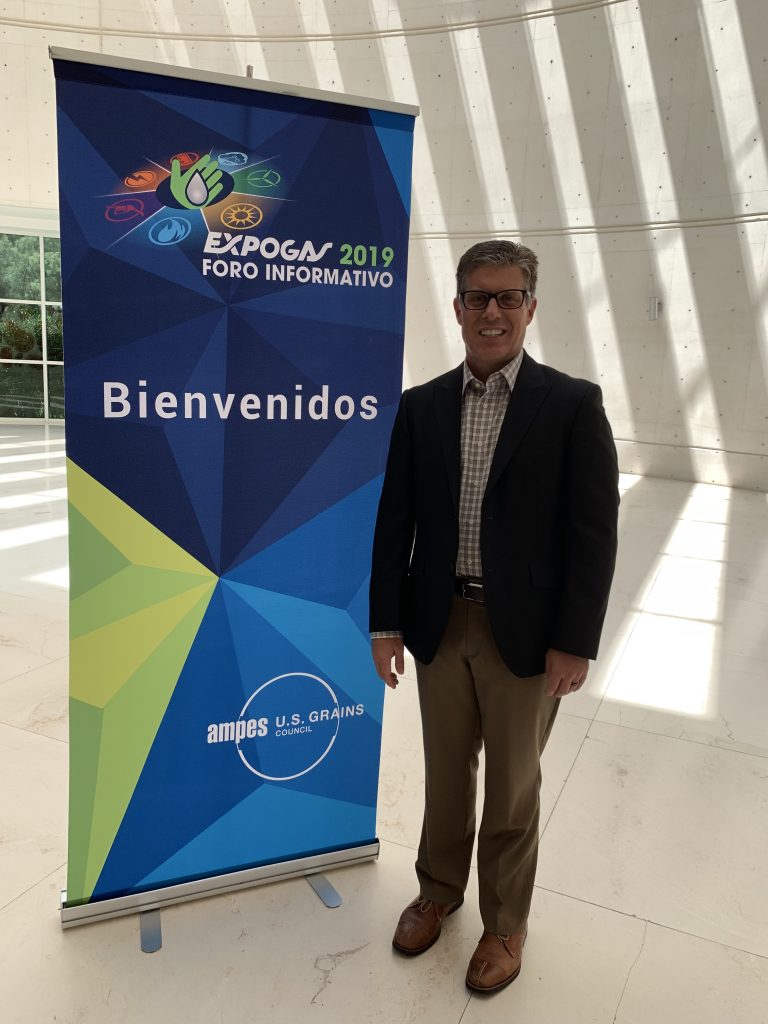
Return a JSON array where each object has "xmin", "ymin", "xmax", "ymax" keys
[{"xmin": 454, "ymin": 577, "xmax": 485, "ymax": 604}]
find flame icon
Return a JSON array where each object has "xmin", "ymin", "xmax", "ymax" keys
[{"xmin": 149, "ymin": 217, "xmax": 192, "ymax": 246}]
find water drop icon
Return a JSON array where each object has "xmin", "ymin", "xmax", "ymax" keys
[{"xmin": 185, "ymin": 171, "xmax": 208, "ymax": 206}]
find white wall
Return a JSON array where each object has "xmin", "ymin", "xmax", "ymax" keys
[{"xmin": 2, "ymin": 0, "xmax": 767, "ymax": 488}]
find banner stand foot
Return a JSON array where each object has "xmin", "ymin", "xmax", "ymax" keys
[
  {"xmin": 306, "ymin": 874, "xmax": 342, "ymax": 908},
  {"xmin": 140, "ymin": 909, "xmax": 163, "ymax": 953}
]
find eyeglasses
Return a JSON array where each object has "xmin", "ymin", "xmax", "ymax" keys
[{"xmin": 459, "ymin": 289, "xmax": 529, "ymax": 310}]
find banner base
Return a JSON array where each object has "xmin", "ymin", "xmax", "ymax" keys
[
  {"xmin": 60, "ymin": 842, "xmax": 379, "ymax": 929},
  {"xmin": 306, "ymin": 873, "xmax": 342, "ymax": 908}
]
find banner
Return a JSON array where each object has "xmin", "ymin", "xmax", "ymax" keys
[{"xmin": 53, "ymin": 52, "xmax": 416, "ymax": 913}]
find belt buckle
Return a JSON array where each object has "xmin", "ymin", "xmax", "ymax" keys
[{"xmin": 462, "ymin": 580, "xmax": 484, "ymax": 604}]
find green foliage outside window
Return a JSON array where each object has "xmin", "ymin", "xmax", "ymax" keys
[
  {"xmin": 0, "ymin": 233, "xmax": 41, "ymax": 300},
  {"xmin": 0, "ymin": 363, "xmax": 44, "ymax": 418},
  {"xmin": 47, "ymin": 364, "xmax": 64, "ymax": 419},
  {"xmin": 44, "ymin": 237, "xmax": 62, "ymax": 302},
  {"xmin": 0, "ymin": 232, "xmax": 63, "ymax": 418},
  {"xmin": 46, "ymin": 306, "xmax": 63, "ymax": 361},
  {"xmin": 0, "ymin": 303, "xmax": 43, "ymax": 360}
]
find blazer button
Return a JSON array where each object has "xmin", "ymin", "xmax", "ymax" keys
[
  {"xmin": 448, "ymin": 562, "xmax": 455, "ymax": 574},
  {"xmin": 486, "ymin": 567, "xmax": 496, "ymax": 575}
]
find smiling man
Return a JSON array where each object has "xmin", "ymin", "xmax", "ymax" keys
[{"xmin": 370, "ymin": 240, "xmax": 619, "ymax": 993}]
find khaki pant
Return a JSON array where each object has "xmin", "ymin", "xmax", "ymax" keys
[{"xmin": 415, "ymin": 596, "xmax": 559, "ymax": 934}]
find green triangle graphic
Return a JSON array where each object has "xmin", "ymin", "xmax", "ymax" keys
[
  {"xmin": 67, "ymin": 504, "xmax": 130, "ymax": 600},
  {"xmin": 66, "ymin": 698, "xmax": 105, "ymax": 907},
  {"xmin": 64, "ymin": 459, "xmax": 219, "ymax": 906},
  {"xmin": 79, "ymin": 587, "xmax": 216, "ymax": 902},
  {"xmin": 67, "ymin": 459, "xmax": 214, "ymax": 576},
  {"xmin": 71, "ymin": 564, "xmax": 219, "ymax": 641}
]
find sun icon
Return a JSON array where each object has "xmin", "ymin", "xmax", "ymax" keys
[{"xmin": 221, "ymin": 203, "xmax": 263, "ymax": 229}]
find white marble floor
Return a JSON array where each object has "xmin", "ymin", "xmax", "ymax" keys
[{"xmin": 1, "ymin": 424, "xmax": 767, "ymax": 1024}]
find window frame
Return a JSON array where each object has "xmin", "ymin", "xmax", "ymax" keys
[{"xmin": 0, "ymin": 229, "xmax": 63, "ymax": 422}]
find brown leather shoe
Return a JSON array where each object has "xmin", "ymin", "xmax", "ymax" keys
[
  {"xmin": 391, "ymin": 894, "xmax": 464, "ymax": 956},
  {"xmin": 465, "ymin": 929, "xmax": 527, "ymax": 993}
]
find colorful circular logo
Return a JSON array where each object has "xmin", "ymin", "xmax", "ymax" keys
[
  {"xmin": 236, "ymin": 673, "xmax": 340, "ymax": 782},
  {"xmin": 124, "ymin": 170, "xmax": 156, "ymax": 188},
  {"xmin": 169, "ymin": 151, "xmax": 200, "ymax": 170},
  {"xmin": 221, "ymin": 203, "xmax": 263, "ymax": 229},
  {"xmin": 149, "ymin": 217, "xmax": 192, "ymax": 245},
  {"xmin": 156, "ymin": 155, "xmax": 235, "ymax": 210},
  {"xmin": 105, "ymin": 198, "xmax": 145, "ymax": 222},
  {"xmin": 218, "ymin": 151, "xmax": 248, "ymax": 169},
  {"xmin": 247, "ymin": 168, "xmax": 281, "ymax": 188}
]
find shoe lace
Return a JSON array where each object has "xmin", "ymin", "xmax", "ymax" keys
[{"xmin": 415, "ymin": 897, "xmax": 434, "ymax": 914}]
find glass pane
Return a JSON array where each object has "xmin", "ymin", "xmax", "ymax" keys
[
  {"xmin": 46, "ymin": 305, "xmax": 63, "ymax": 361},
  {"xmin": 0, "ymin": 303, "xmax": 43, "ymax": 361},
  {"xmin": 0, "ymin": 233, "xmax": 40, "ymax": 300},
  {"xmin": 47, "ymin": 364, "xmax": 64, "ymax": 419},
  {"xmin": 44, "ymin": 237, "xmax": 61, "ymax": 301},
  {"xmin": 0, "ymin": 363, "xmax": 44, "ymax": 418}
]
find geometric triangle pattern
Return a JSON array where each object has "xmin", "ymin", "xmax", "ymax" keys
[
  {"xmin": 135, "ymin": 783, "xmax": 377, "ymax": 890},
  {"xmin": 55, "ymin": 58, "xmax": 414, "ymax": 907},
  {"xmin": 67, "ymin": 459, "xmax": 217, "ymax": 903}
]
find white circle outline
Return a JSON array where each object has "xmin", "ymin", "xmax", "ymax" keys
[{"xmin": 236, "ymin": 672, "xmax": 340, "ymax": 781}]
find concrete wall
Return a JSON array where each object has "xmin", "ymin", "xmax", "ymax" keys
[{"xmin": 2, "ymin": 0, "xmax": 767, "ymax": 487}]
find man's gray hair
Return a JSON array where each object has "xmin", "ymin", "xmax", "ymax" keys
[{"xmin": 456, "ymin": 240, "xmax": 539, "ymax": 297}]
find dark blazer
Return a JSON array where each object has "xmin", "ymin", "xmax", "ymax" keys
[{"xmin": 369, "ymin": 351, "xmax": 620, "ymax": 677}]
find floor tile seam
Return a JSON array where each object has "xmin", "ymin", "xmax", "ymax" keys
[
  {"xmin": 377, "ymin": 836, "xmax": 419, "ymax": 855},
  {"xmin": 647, "ymin": 549, "xmax": 768, "ymax": 564},
  {"xmin": 539, "ymin": 730, "xmax": 590, "ymax": 842},
  {"xmin": 586, "ymin": 597, "xmax": 645, "ymax": 728},
  {"xmin": 0, "ymin": 652, "xmax": 67, "ymax": 687},
  {"xmin": 627, "ymin": 605, "xmax": 768, "ymax": 627},
  {"xmin": 612, "ymin": 919, "xmax": 648, "ymax": 1024},
  {"xmin": 0, "ymin": 716, "xmax": 68, "ymax": 745},
  {"xmin": 586, "ymin": 715, "xmax": 768, "ymax": 762},
  {"xmin": 533, "ymin": 884, "xmax": 768, "ymax": 962},
  {"xmin": 457, "ymin": 993, "xmax": 472, "ymax": 1022},
  {"xmin": 0, "ymin": 861, "xmax": 66, "ymax": 917}
]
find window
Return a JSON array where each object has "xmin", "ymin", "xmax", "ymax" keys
[{"xmin": 0, "ymin": 233, "xmax": 63, "ymax": 420}]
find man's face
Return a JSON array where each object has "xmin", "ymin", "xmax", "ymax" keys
[{"xmin": 453, "ymin": 265, "xmax": 537, "ymax": 381}]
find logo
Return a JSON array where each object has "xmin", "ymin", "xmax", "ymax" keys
[
  {"xmin": 247, "ymin": 168, "xmax": 281, "ymax": 188},
  {"xmin": 149, "ymin": 217, "xmax": 192, "ymax": 245},
  {"xmin": 156, "ymin": 154, "xmax": 235, "ymax": 210},
  {"xmin": 207, "ymin": 672, "xmax": 365, "ymax": 781},
  {"xmin": 105, "ymin": 198, "xmax": 145, "ymax": 222},
  {"xmin": 103, "ymin": 146, "xmax": 285, "ymax": 251},
  {"xmin": 221, "ymin": 203, "xmax": 263, "ymax": 229},
  {"xmin": 169, "ymin": 151, "xmax": 200, "ymax": 170},
  {"xmin": 124, "ymin": 170, "xmax": 156, "ymax": 188},
  {"xmin": 217, "ymin": 151, "xmax": 248, "ymax": 169}
]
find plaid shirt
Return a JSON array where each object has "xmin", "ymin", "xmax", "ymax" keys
[
  {"xmin": 457, "ymin": 351, "xmax": 524, "ymax": 577},
  {"xmin": 371, "ymin": 351, "xmax": 524, "ymax": 639}
]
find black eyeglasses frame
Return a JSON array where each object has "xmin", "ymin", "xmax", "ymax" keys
[{"xmin": 458, "ymin": 289, "xmax": 529, "ymax": 310}]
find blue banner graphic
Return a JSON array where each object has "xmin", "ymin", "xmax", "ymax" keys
[{"xmin": 53, "ymin": 56, "xmax": 414, "ymax": 906}]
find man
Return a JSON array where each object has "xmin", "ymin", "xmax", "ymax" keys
[{"xmin": 369, "ymin": 240, "xmax": 619, "ymax": 993}]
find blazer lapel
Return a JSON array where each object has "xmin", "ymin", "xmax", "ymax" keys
[
  {"xmin": 485, "ymin": 351, "xmax": 550, "ymax": 495},
  {"xmin": 433, "ymin": 364, "xmax": 464, "ymax": 511}
]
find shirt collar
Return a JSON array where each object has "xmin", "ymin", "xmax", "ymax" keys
[{"xmin": 462, "ymin": 349, "xmax": 524, "ymax": 394}]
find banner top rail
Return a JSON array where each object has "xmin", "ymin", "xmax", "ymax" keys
[{"xmin": 49, "ymin": 46, "xmax": 420, "ymax": 118}]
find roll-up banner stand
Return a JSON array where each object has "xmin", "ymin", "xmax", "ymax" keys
[{"xmin": 50, "ymin": 48, "xmax": 417, "ymax": 928}]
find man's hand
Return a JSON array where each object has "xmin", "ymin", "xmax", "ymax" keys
[
  {"xmin": 372, "ymin": 637, "xmax": 405, "ymax": 689},
  {"xmin": 544, "ymin": 648, "xmax": 589, "ymax": 697}
]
